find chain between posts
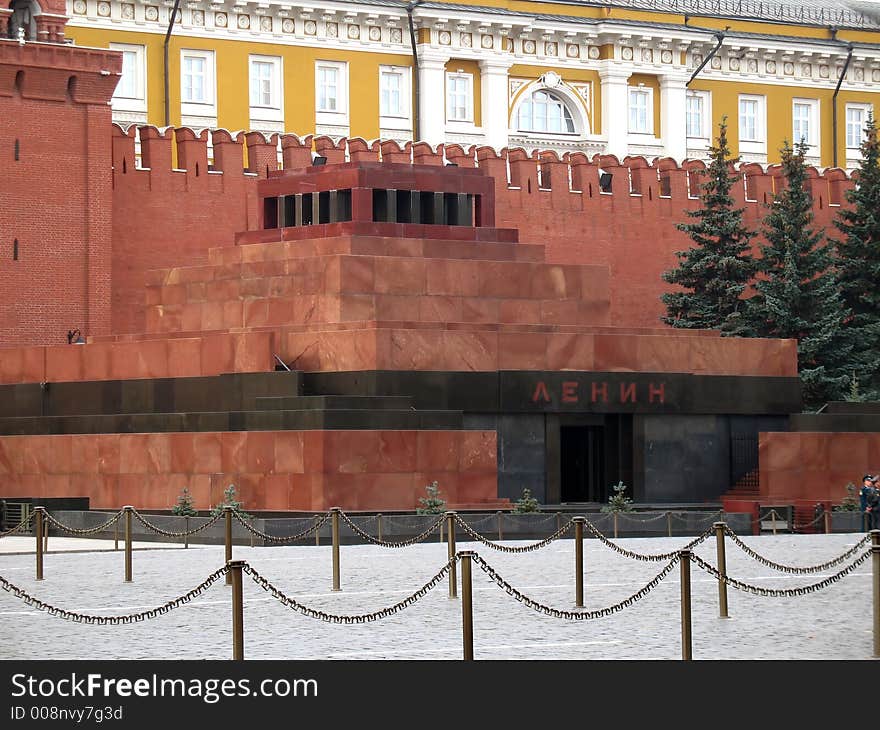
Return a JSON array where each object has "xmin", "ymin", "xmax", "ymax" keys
[
  {"xmin": 230, "ymin": 510, "xmax": 331, "ymax": 543},
  {"xmin": 242, "ymin": 558, "xmax": 457, "ymax": 623},
  {"xmin": 689, "ymin": 550, "xmax": 873, "ymax": 597},
  {"xmin": 471, "ymin": 552, "xmax": 680, "ymax": 620},
  {"xmin": 453, "ymin": 514, "xmax": 574, "ymax": 552},
  {"xmin": 723, "ymin": 525, "xmax": 871, "ymax": 573},
  {"xmin": 615, "ymin": 511, "xmax": 671, "ymax": 525},
  {"xmin": 337, "ymin": 510, "xmax": 445, "ymax": 547},
  {"xmin": 43, "ymin": 510, "xmax": 124, "ymax": 535},
  {"xmin": 582, "ymin": 520, "xmax": 714, "ymax": 561},
  {"xmin": 0, "ymin": 567, "xmax": 229, "ymax": 624},
  {"xmin": 0, "ymin": 512, "xmax": 33, "ymax": 538},
  {"xmin": 131, "ymin": 509, "xmax": 225, "ymax": 538}
]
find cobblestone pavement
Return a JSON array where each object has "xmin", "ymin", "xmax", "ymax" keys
[
  {"xmin": 0, "ymin": 536, "xmax": 174, "ymax": 555},
  {"xmin": 0, "ymin": 528, "xmax": 875, "ymax": 660}
]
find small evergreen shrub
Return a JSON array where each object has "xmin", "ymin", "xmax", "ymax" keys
[
  {"xmin": 416, "ymin": 481, "xmax": 446, "ymax": 514},
  {"xmin": 833, "ymin": 482, "xmax": 860, "ymax": 512},
  {"xmin": 171, "ymin": 486, "xmax": 198, "ymax": 517},
  {"xmin": 601, "ymin": 481, "xmax": 634, "ymax": 513},
  {"xmin": 211, "ymin": 484, "xmax": 251, "ymax": 519},
  {"xmin": 513, "ymin": 488, "xmax": 540, "ymax": 514}
]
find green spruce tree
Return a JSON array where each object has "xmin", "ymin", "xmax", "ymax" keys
[
  {"xmin": 834, "ymin": 114, "xmax": 880, "ymax": 400},
  {"xmin": 662, "ymin": 118, "xmax": 756, "ymax": 334},
  {"xmin": 748, "ymin": 140, "xmax": 856, "ymax": 410}
]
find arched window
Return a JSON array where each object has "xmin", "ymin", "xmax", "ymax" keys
[{"xmin": 516, "ymin": 90, "xmax": 575, "ymax": 134}]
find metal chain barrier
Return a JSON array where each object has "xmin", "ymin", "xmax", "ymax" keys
[
  {"xmin": 454, "ymin": 514, "xmax": 574, "ymax": 553},
  {"xmin": 722, "ymin": 525, "xmax": 871, "ymax": 574},
  {"xmin": 0, "ymin": 512, "xmax": 33, "ymax": 538},
  {"xmin": 461, "ymin": 513, "xmax": 498, "ymax": 531},
  {"xmin": 337, "ymin": 511, "xmax": 444, "ymax": 548},
  {"xmin": 131, "ymin": 509, "xmax": 225, "ymax": 538},
  {"xmin": 582, "ymin": 519, "xmax": 714, "ymax": 561},
  {"xmin": 231, "ymin": 511, "xmax": 331, "ymax": 544},
  {"xmin": 43, "ymin": 510, "xmax": 124, "ymax": 536},
  {"xmin": 614, "ymin": 511, "xmax": 670, "ymax": 525},
  {"xmin": 690, "ymin": 549, "xmax": 873, "ymax": 597},
  {"xmin": 792, "ymin": 511, "xmax": 825, "ymax": 532},
  {"xmin": 670, "ymin": 510, "xmax": 723, "ymax": 525},
  {"xmin": 0, "ymin": 567, "xmax": 228, "ymax": 624},
  {"xmin": 242, "ymin": 557, "xmax": 455, "ymax": 624},
  {"xmin": 471, "ymin": 552, "xmax": 680, "ymax": 620}
]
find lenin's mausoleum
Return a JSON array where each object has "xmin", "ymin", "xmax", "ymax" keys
[{"xmin": 1, "ymin": 8, "xmax": 879, "ymax": 520}]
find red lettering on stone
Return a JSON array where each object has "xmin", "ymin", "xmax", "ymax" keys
[
  {"xmin": 562, "ymin": 381, "xmax": 579, "ymax": 403},
  {"xmin": 620, "ymin": 382, "xmax": 637, "ymax": 403},
  {"xmin": 649, "ymin": 383, "xmax": 665, "ymax": 403},
  {"xmin": 591, "ymin": 382, "xmax": 608, "ymax": 403},
  {"xmin": 532, "ymin": 381, "xmax": 551, "ymax": 403}
]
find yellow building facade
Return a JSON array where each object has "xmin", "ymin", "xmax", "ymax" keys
[{"xmin": 59, "ymin": 0, "xmax": 880, "ymax": 168}]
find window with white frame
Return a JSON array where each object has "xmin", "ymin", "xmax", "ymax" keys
[
  {"xmin": 738, "ymin": 94, "xmax": 766, "ymax": 157},
  {"xmin": 628, "ymin": 87, "xmax": 652, "ymax": 134},
  {"xmin": 249, "ymin": 55, "xmax": 283, "ymax": 129},
  {"xmin": 378, "ymin": 66, "xmax": 411, "ymax": 134},
  {"xmin": 792, "ymin": 98, "xmax": 819, "ymax": 151},
  {"xmin": 846, "ymin": 103, "xmax": 873, "ymax": 150},
  {"xmin": 315, "ymin": 60, "xmax": 349, "ymax": 134},
  {"xmin": 180, "ymin": 49, "xmax": 216, "ymax": 125},
  {"xmin": 446, "ymin": 72, "xmax": 473, "ymax": 123},
  {"xmin": 686, "ymin": 90, "xmax": 710, "ymax": 140},
  {"xmin": 516, "ymin": 90, "xmax": 576, "ymax": 134},
  {"xmin": 110, "ymin": 43, "xmax": 147, "ymax": 121}
]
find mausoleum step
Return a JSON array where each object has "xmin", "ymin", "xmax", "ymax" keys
[
  {"xmin": 0, "ymin": 408, "xmax": 464, "ymax": 434},
  {"xmin": 254, "ymin": 395, "xmax": 414, "ymax": 411}
]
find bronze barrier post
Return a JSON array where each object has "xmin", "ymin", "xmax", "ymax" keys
[
  {"xmin": 460, "ymin": 551, "xmax": 474, "ymax": 661},
  {"xmin": 315, "ymin": 514, "xmax": 321, "ymax": 546},
  {"xmin": 114, "ymin": 518, "xmax": 119, "ymax": 551},
  {"xmin": 377, "ymin": 513, "xmax": 382, "ymax": 542},
  {"xmin": 123, "ymin": 506, "xmax": 133, "ymax": 583},
  {"xmin": 446, "ymin": 511, "xmax": 457, "ymax": 599},
  {"xmin": 331, "ymin": 507, "xmax": 341, "ymax": 592},
  {"xmin": 613, "ymin": 512, "xmax": 619, "ymax": 539},
  {"xmin": 667, "ymin": 511, "xmax": 672, "ymax": 537},
  {"xmin": 714, "ymin": 522, "xmax": 729, "ymax": 618},
  {"xmin": 229, "ymin": 560, "xmax": 245, "ymax": 660},
  {"xmin": 824, "ymin": 510, "xmax": 831, "ymax": 535},
  {"xmin": 873, "ymin": 531, "xmax": 879, "ymax": 658},
  {"xmin": 225, "ymin": 507, "xmax": 233, "ymax": 586},
  {"xmin": 556, "ymin": 511, "xmax": 562, "ymax": 532},
  {"xmin": 184, "ymin": 516, "xmax": 189, "ymax": 549},
  {"xmin": 680, "ymin": 550, "xmax": 692, "ymax": 661},
  {"xmin": 497, "ymin": 511, "xmax": 503, "ymax": 541},
  {"xmin": 573, "ymin": 516, "xmax": 585, "ymax": 607},
  {"xmin": 35, "ymin": 507, "xmax": 44, "ymax": 581}
]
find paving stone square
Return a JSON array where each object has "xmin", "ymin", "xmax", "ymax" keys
[{"xmin": 0, "ymin": 530, "xmax": 875, "ymax": 660}]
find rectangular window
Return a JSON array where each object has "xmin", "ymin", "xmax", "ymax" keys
[
  {"xmin": 182, "ymin": 55, "xmax": 207, "ymax": 103},
  {"xmin": 446, "ymin": 72, "xmax": 473, "ymax": 122},
  {"xmin": 317, "ymin": 65, "xmax": 340, "ymax": 112},
  {"xmin": 792, "ymin": 99, "xmax": 819, "ymax": 148},
  {"xmin": 739, "ymin": 98, "xmax": 758, "ymax": 141},
  {"xmin": 249, "ymin": 55, "xmax": 283, "ymax": 130},
  {"xmin": 314, "ymin": 60, "xmax": 349, "ymax": 136},
  {"xmin": 628, "ymin": 88, "xmax": 651, "ymax": 134},
  {"xmin": 380, "ymin": 68, "xmax": 403, "ymax": 117},
  {"xmin": 180, "ymin": 49, "xmax": 216, "ymax": 126},
  {"xmin": 686, "ymin": 91, "xmax": 710, "ymax": 140},
  {"xmin": 110, "ymin": 43, "xmax": 146, "ymax": 120},
  {"xmin": 846, "ymin": 103, "xmax": 872, "ymax": 149}
]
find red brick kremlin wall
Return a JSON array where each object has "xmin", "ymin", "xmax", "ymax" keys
[{"xmin": 106, "ymin": 132, "xmax": 853, "ymax": 336}]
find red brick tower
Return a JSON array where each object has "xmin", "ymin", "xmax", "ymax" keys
[{"xmin": 0, "ymin": 2, "xmax": 120, "ymax": 345}]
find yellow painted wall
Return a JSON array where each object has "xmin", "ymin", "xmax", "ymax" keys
[
  {"xmin": 445, "ymin": 58, "xmax": 482, "ymax": 127},
  {"xmin": 66, "ymin": 27, "xmax": 411, "ymax": 139},
  {"xmin": 629, "ymin": 73, "xmax": 662, "ymax": 137},
  {"xmin": 690, "ymin": 78, "xmax": 880, "ymax": 166}
]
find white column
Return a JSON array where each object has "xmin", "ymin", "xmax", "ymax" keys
[
  {"xmin": 479, "ymin": 58, "xmax": 513, "ymax": 151},
  {"xmin": 660, "ymin": 72, "xmax": 690, "ymax": 163},
  {"xmin": 416, "ymin": 52, "xmax": 449, "ymax": 146},
  {"xmin": 598, "ymin": 65, "xmax": 631, "ymax": 160}
]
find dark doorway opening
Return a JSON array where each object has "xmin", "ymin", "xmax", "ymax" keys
[{"xmin": 560, "ymin": 425, "xmax": 606, "ymax": 503}]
